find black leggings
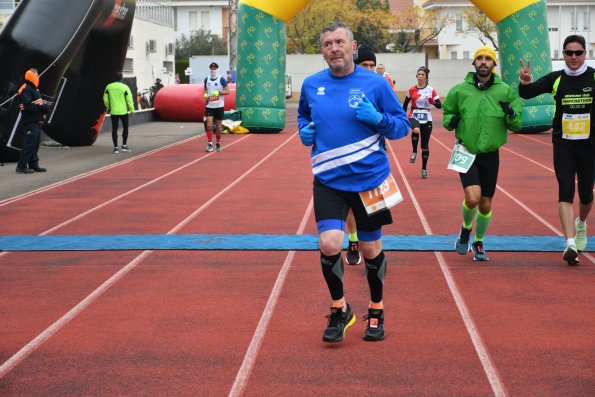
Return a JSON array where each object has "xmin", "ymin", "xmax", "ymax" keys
[
  {"xmin": 111, "ymin": 114, "xmax": 129, "ymax": 147},
  {"xmin": 412, "ymin": 121, "xmax": 432, "ymax": 150},
  {"xmin": 410, "ymin": 119, "xmax": 432, "ymax": 168},
  {"xmin": 554, "ymin": 142, "xmax": 595, "ymax": 204}
]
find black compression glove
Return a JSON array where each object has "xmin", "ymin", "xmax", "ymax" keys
[
  {"xmin": 499, "ymin": 101, "xmax": 515, "ymax": 117},
  {"xmin": 449, "ymin": 115, "xmax": 460, "ymax": 128}
]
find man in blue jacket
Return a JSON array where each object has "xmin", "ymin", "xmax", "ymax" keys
[
  {"xmin": 298, "ymin": 22, "xmax": 410, "ymax": 343},
  {"xmin": 16, "ymin": 68, "xmax": 50, "ymax": 174}
]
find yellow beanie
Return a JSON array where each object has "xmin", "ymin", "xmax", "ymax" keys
[{"xmin": 473, "ymin": 46, "xmax": 497, "ymax": 63}]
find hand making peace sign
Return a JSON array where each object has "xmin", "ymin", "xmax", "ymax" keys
[{"xmin": 518, "ymin": 59, "xmax": 532, "ymax": 85}]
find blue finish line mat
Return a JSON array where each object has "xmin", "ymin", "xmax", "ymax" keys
[{"xmin": 0, "ymin": 234, "xmax": 584, "ymax": 252}]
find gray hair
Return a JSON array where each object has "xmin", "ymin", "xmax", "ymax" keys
[{"xmin": 320, "ymin": 22, "xmax": 354, "ymax": 46}]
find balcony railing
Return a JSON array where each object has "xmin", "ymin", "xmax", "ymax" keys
[
  {"xmin": 136, "ymin": 0, "xmax": 174, "ymax": 27},
  {"xmin": 0, "ymin": 0, "xmax": 18, "ymax": 12}
]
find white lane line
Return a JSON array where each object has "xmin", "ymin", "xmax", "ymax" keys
[
  {"xmin": 501, "ymin": 146, "xmax": 554, "ymax": 173},
  {"xmin": 0, "ymin": 135, "xmax": 199, "ymax": 207},
  {"xmin": 434, "ymin": 135, "xmax": 595, "ymax": 265},
  {"xmin": 229, "ymin": 189, "xmax": 311, "ymax": 397},
  {"xmin": 388, "ymin": 143, "xmax": 508, "ymax": 397},
  {"xmin": 0, "ymin": 136, "xmax": 251, "ymax": 260},
  {"xmin": 0, "ymin": 133, "xmax": 296, "ymax": 379},
  {"xmin": 515, "ymin": 133, "xmax": 552, "ymax": 147}
]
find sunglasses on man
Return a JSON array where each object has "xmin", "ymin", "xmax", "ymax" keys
[{"xmin": 564, "ymin": 50, "xmax": 585, "ymax": 57}]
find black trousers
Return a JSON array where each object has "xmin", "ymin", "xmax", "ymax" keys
[{"xmin": 17, "ymin": 122, "xmax": 41, "ymax": 169}]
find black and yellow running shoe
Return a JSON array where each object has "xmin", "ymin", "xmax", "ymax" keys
[{"xmin": 322, "ymin": 304, "xmax": 356, "ymax": 343}]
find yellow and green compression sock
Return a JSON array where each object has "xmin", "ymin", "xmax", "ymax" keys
[
  {"xmin": 474, "ymin": 210, "xmax": 492, "ymax": 242},
  {"xmin": 462, "ymin": 200, "xmax": 478, "ymax": 229}
]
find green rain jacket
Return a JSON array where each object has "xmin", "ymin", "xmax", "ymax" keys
[
  {"xmin": 103, "ymin": 81, "xmax": 134, "ymax": 116},
  {"xmin": 442, "ymin": 72, "xmax": 523, "ymax": 154}
]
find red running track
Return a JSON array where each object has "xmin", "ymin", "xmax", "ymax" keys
[{"xmin": 0, "ymin": 106, "xmax": 594, "ymax": 396}]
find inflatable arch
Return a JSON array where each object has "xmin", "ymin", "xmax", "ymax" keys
[
  {"xmin": 0, "ymin": 0, "xmax": 552, "ymax": 160},
  {"xmin": 0, "ymin": 0, "xmax": 136, "ymax": 162},
  {"xmin": 237, "ymin": 0, "xmax": 553, "ymax": 133}
]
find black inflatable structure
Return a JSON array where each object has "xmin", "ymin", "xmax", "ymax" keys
[{"xmin": 0, "ymin": 0, "xmax": 135, "ymax": 163}]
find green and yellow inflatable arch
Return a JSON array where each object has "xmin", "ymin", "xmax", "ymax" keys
[{"xmin": 237, "ymin": 0, "xmax": 553, "ymax": 133}]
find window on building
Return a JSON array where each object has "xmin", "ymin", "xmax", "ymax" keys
[
  {"xmin": 455, "ymin": 14, "xmax": 463, "ymax": 32},
  {"xmin": 553, "ymin": 49, "xmax": 559, "ymax": 59},
  {"xmin": 451, "ymin": 51, "xmax": 458, "ymax": 60},
  {"xmin": 163, "ymin": 61, "xmax": 174, "ymax": 73},
  {"xmin": 201, "ymin": 11, "xmax": 210, "ymax": 30},
  {"xmin": 123, "ymin": 58, "xmax": 133, "ymax": 72},
  {"xmin": 166, "ymin": 43, "xmax": 174, "ymax": 55},
  {"xmin": 189, "ymin": 11, "xmax": 198, "ymax": 31},
  {"xmin": 147, "ymin": 40, "xmax": 157, "ymax": 53},
  {"xmin": 570, "ymin": 10, "xmax": 577, "ymax": 30},
  {"xmin": 463, "ymin": 51, "xmax": 470, "ymax": 59},
  {"xmin": 583, "ymin": 10, "xmax": 590, "ymax": 30},
  {"xmin": 590, "ymin": 49, "xmax": 594, "ymax": 58}
]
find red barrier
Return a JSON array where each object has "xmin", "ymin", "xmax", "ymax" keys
[{"xmin": 153, "ymin": 83, "xmax": 237, "ymax": 122}]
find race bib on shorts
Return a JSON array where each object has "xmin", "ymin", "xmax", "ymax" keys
[
  {"xmin": 412, "ymin": 109, "xmax": 430, "ymax": 124},
  {"xmin": 447, "ymin": 141, "xmax": 476, "ymax": 174},
  {"xmin": 359, "ymin": 174, "xmax": 403, "ymax": 215},
  {"xmin": 562, "ymin": 113, "xmax": 590, "ymax": 140}
]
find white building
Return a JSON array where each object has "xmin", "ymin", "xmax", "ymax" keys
[
  {"xmin": 126, "ymin": 1, "xmax": 177, "ymax": 91},
  {"xmin": 421, "ymin": 0, "xmax": 594, "ymax": 60},
  {"xmin": 0, "ymin": 0, "xmax": 177, "ymax": 94},
  {"xmin": 169, "ymin": 0, "xmax": 229, "ymax": 41}
]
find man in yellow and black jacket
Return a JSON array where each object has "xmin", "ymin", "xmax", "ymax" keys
[{"xmin": 16, "ymin": 68, "xmax": 50, "ymax": 174}]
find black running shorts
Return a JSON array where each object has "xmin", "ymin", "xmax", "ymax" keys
[
  {"xmin": 459, "ymin": 150, "xmax": 499, "ymax": 198},
  {"xmin": 313, "ymin": 178, "xmax": 393, "ymax": 234},
  {"xmin": 206, "ymin": 106, "xmax": 225, "ymax": 120}
]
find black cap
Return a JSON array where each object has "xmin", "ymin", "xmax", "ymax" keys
[
  {"xmin": 354, "ymin": 45, "xmax": 376, "ymax": 65},
  {"xmin": 209, "ymin": 62, "xmax": 219, "ymax": 69}
]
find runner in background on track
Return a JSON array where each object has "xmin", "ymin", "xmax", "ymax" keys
[
  {"xmin": 518, "ymin": 34, "xmax": 595, "ymax": 266},
  {"xmin": 402, "ymin": 66, "xmax": 442, "ymax": 179},
  {"xmin": 442, "ymin": 46, "xmax": 522, "ymax": 262},
  {"xmin": 203, "ymin": 62, "xmax": 229, "ymax": 153},
  {"xmin": 339, "ymin": 43, "xmax": 380, "ymax": 267}
]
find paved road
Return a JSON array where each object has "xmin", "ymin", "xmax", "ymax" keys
[{"xmin": 0, "ymin": 120, "xmax": 202, "ymax": 202}]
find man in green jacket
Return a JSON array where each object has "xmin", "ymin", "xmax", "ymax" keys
[
  {"xmin": 103, "ymin": 71, "xmax": 135, "ymax": 154},
  {"xmin": 443, "ymin": 46, "xmax": 522, "ymax": 261}
]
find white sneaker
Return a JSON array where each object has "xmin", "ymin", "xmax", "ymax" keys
[
  {"xmin": 120, "ymin": 145, "xmax": 131, "ymax": 152},
  {"xmin": 575, "ymin": 217, "xmax": 587, "ymax": 251},
  {"xmin": 205, "ymin": 143, "xmax": 214, "ymax": 153},
  {"xmin": 563, "ymin": 243, "xmax": 579, "ymax": 266},
  {"xmin": 113, "ymin": 147, "xmax": 119, "ymax": 154}
]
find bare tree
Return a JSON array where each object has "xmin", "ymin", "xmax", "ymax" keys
[
  {"xmin": 391, "ymin": 6, "xmax": 451, "ymax": 53},
  {"xmin": 463, "ymin": 8, "xmax": 498, "ymax": 50}
]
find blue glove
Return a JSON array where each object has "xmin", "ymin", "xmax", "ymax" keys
[
  {"xmin": 356, "ymin": 95, "xmax": 383, "ymax": 126},
  {"xmin": 299, "ymin": 122, "xmax": 316, "ymax": 146}
]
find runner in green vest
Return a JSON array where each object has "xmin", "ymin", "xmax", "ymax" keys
[{"xmin": 103, "ymin": 71, "xmax": 135, "ymax": 154}]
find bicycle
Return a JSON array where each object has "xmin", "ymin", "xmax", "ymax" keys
[{"xmin": 137, "ymin": 90, "xmax": 151, "ymax": 109}]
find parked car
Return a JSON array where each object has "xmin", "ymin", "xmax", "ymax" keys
[{"xmin": 285, "ymin": 74, "xmax": 292, "ymax": 99}]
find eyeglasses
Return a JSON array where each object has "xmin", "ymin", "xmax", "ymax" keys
[{"xmin": 564, "ymin": 50, "xmax": 585, "ymax": 57}]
